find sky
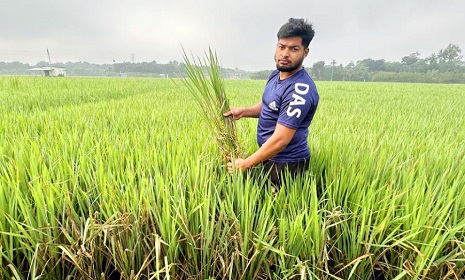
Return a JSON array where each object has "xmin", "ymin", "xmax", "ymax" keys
[{"xmin": 1, "ymin": 0, "xmax": 464, "ymax": 71}]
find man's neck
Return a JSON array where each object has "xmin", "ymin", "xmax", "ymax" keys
[{"xmin": 279, "ymin": 67, "xmax": 302, "ymax": 80}]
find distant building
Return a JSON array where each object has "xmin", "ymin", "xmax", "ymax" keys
[{"xmin": 27, "ymin": 66, "xmax": 66, "ymax": 77}]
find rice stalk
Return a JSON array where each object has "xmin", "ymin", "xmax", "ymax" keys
[{"xmin": 180, "ymin": 47, "xmax": 242, "ymax": 159}]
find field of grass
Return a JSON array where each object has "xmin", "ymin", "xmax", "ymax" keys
[{"xmin": 0, "ymin": 76, "xmax": 464, "ymax": 279}]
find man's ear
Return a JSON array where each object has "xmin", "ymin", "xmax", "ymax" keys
[{"xmin": 304, "ymin": 48, "xmax": 309, "ymax": 57}]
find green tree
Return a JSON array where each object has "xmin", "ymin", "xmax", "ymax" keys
[
  {"xmin": 384, "ymin": 61, "xmax": 403, "ymax": 73},
  {"xmin": 410, "ymin": 60, "xmax": 429, "ymax": 73},
  {"xmin": 330, "ymin": 59, "xmax": 336, "ymax": 81},
  {"xmin": 425, "ymin": 53, "xmax": 439, "ymax": 71},
  {"xmin": 250, "ymin": 70, "xmax": 272, "ymax": 80},
  {"xmin": 353, "ymin": 63, "xmax": 370, "ymax": 81},
  {"xmin": 311, "ymin": 61, "xmax": 325, "ymax": 80},
  {"xmin": 437, "ymin": 43, "xmax": 462, "ymax": 63},
  {"xmin": 344, "ymin": 61, "xmax": 355, "ymax": 81},
  {"xmin": 401, "ymin": 52, "xmax": 421, "ymax": 66},
  {"xmin": 358, "ymin": 58, "xmax": 386, "ymax": 72}
]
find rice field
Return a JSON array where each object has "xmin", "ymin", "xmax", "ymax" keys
[{"xmin": 0, "ymin": 76, "xmax": 464, "ymax": 279}]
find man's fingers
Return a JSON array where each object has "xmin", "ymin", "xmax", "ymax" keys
[
  {"xmin": 223, "ymin": 110, "xmax": 234, "ymax": 117},
  {"xmin": 226, "ymin": 162, "xmax": 234, "ymax": 173}
]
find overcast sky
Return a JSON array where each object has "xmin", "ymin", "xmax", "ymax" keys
[{"xmin": 1, "ymin": 0, "xmax": 464, "ymax": 71}]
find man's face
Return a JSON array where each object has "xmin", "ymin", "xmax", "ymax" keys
[{"xmin": 275, "ymin": 36, "xmax": 309, "ymax": 73}]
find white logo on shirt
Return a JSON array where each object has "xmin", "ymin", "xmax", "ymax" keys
[
  {"xmin": 268, "ymin": 101, "xmax": 278, "ymax": 111},
  {"xmin": 287, "ymin": 83, "xmax": 310, "ymax": 118}
]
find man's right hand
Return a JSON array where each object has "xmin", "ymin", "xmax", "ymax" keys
[{"xmin": 223, "ymin": 107, "xmax": 245, "ymax": 120}]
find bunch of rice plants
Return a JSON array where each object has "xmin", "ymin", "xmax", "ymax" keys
[{"xmin": 180, "ymin": 47, "xmax": 242, "ymax": 159}]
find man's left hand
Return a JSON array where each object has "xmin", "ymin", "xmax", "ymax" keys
[{"xmin": 227, "ymin": 158, "xmax": 249, "ymax": 173}]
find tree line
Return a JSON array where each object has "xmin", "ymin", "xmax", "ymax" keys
[
  {"xmin": 0, "ymin": 60, "xmax": 248, "ymax": 79},
  {"xmin": 1, "ymin": 43, "xmax": 463, "ymax": 83},
  {"xmin": 249, "ymin": 43, "xmax": 465, "ymax": 83},
  {"xmin": 307, "ymin": 43, "xmax": 465, "ymax": 83}
]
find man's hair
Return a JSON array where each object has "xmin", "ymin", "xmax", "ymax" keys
[{"xmin": 277, "ymin": 18, "xmax": 315, "ymax": 48}]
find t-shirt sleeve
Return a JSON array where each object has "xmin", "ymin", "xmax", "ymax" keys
[{"xmin": 277, "ymin": 83, "xmax": 313, "ymax": 129}]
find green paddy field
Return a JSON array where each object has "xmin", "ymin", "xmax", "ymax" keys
[{"xmin": 0, "ymin": 76, "xmax": 464, "ymax": 279}]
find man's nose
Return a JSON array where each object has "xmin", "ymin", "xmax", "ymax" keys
[{"xmin": 281, "ymin": 49, "xmax": 290, "ymax": 57}]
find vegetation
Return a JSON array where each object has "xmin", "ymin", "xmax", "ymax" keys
[
  {"xmin": 0, "ymin": 76, "xmax": 464, "ymax": 279},
  {"xmin": 180, "ymin": 48, "xmax": 242, "ymax": 158},
  {"xmin": 309, "ymin": 43, "xmax": 465, "ymax": 83},
  {"xmin": 0, "ymin": 60, "xmax": 248, "ymax": 79}
]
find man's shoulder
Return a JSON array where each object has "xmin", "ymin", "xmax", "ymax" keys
[
  {"xmin": 294, "ymin": 68, "xmax": 315, "ymax": 83},
  {"xmin": 266, "ymin": 70, "xmax": 280, "ymax": 82},
  {"xmin": 288, "ymin": 69, "xmax": 318, "ymax": 94}
]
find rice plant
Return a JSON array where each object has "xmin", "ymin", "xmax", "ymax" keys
[
  {"xmin": 0, "ymin": 76, "xmax": 464, "ymax": 279},
  {"xmin": 180, "ymin": 47, "xmax": 242, "ymax": 159}
]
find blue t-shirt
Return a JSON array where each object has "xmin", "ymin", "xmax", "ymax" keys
[{"xmin": 257, "ymin": 68, "xmax": 319, "ymax": 163}]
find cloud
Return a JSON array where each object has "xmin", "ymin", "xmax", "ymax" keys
[{"xmin": 1, "ymin": 0, "xmax": 464, "ymax": 70}]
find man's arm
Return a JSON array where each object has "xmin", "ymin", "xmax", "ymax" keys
[{"xmin": 227, "ymin": 123, "xmax": 296, "ymax": 171}]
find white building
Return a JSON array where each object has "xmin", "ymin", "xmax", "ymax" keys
[{"xmin": 27, "ymin": 66, "xmax": 66, "ymax": 77}]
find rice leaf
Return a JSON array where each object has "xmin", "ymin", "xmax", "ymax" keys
[{"xmin": 180, "ymin": 47, "xmax": 242, "ymax": 158}]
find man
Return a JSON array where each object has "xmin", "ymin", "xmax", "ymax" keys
[{"xmin": 224, "ymin": 18, "xmax": 319, "ymax": 187}]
